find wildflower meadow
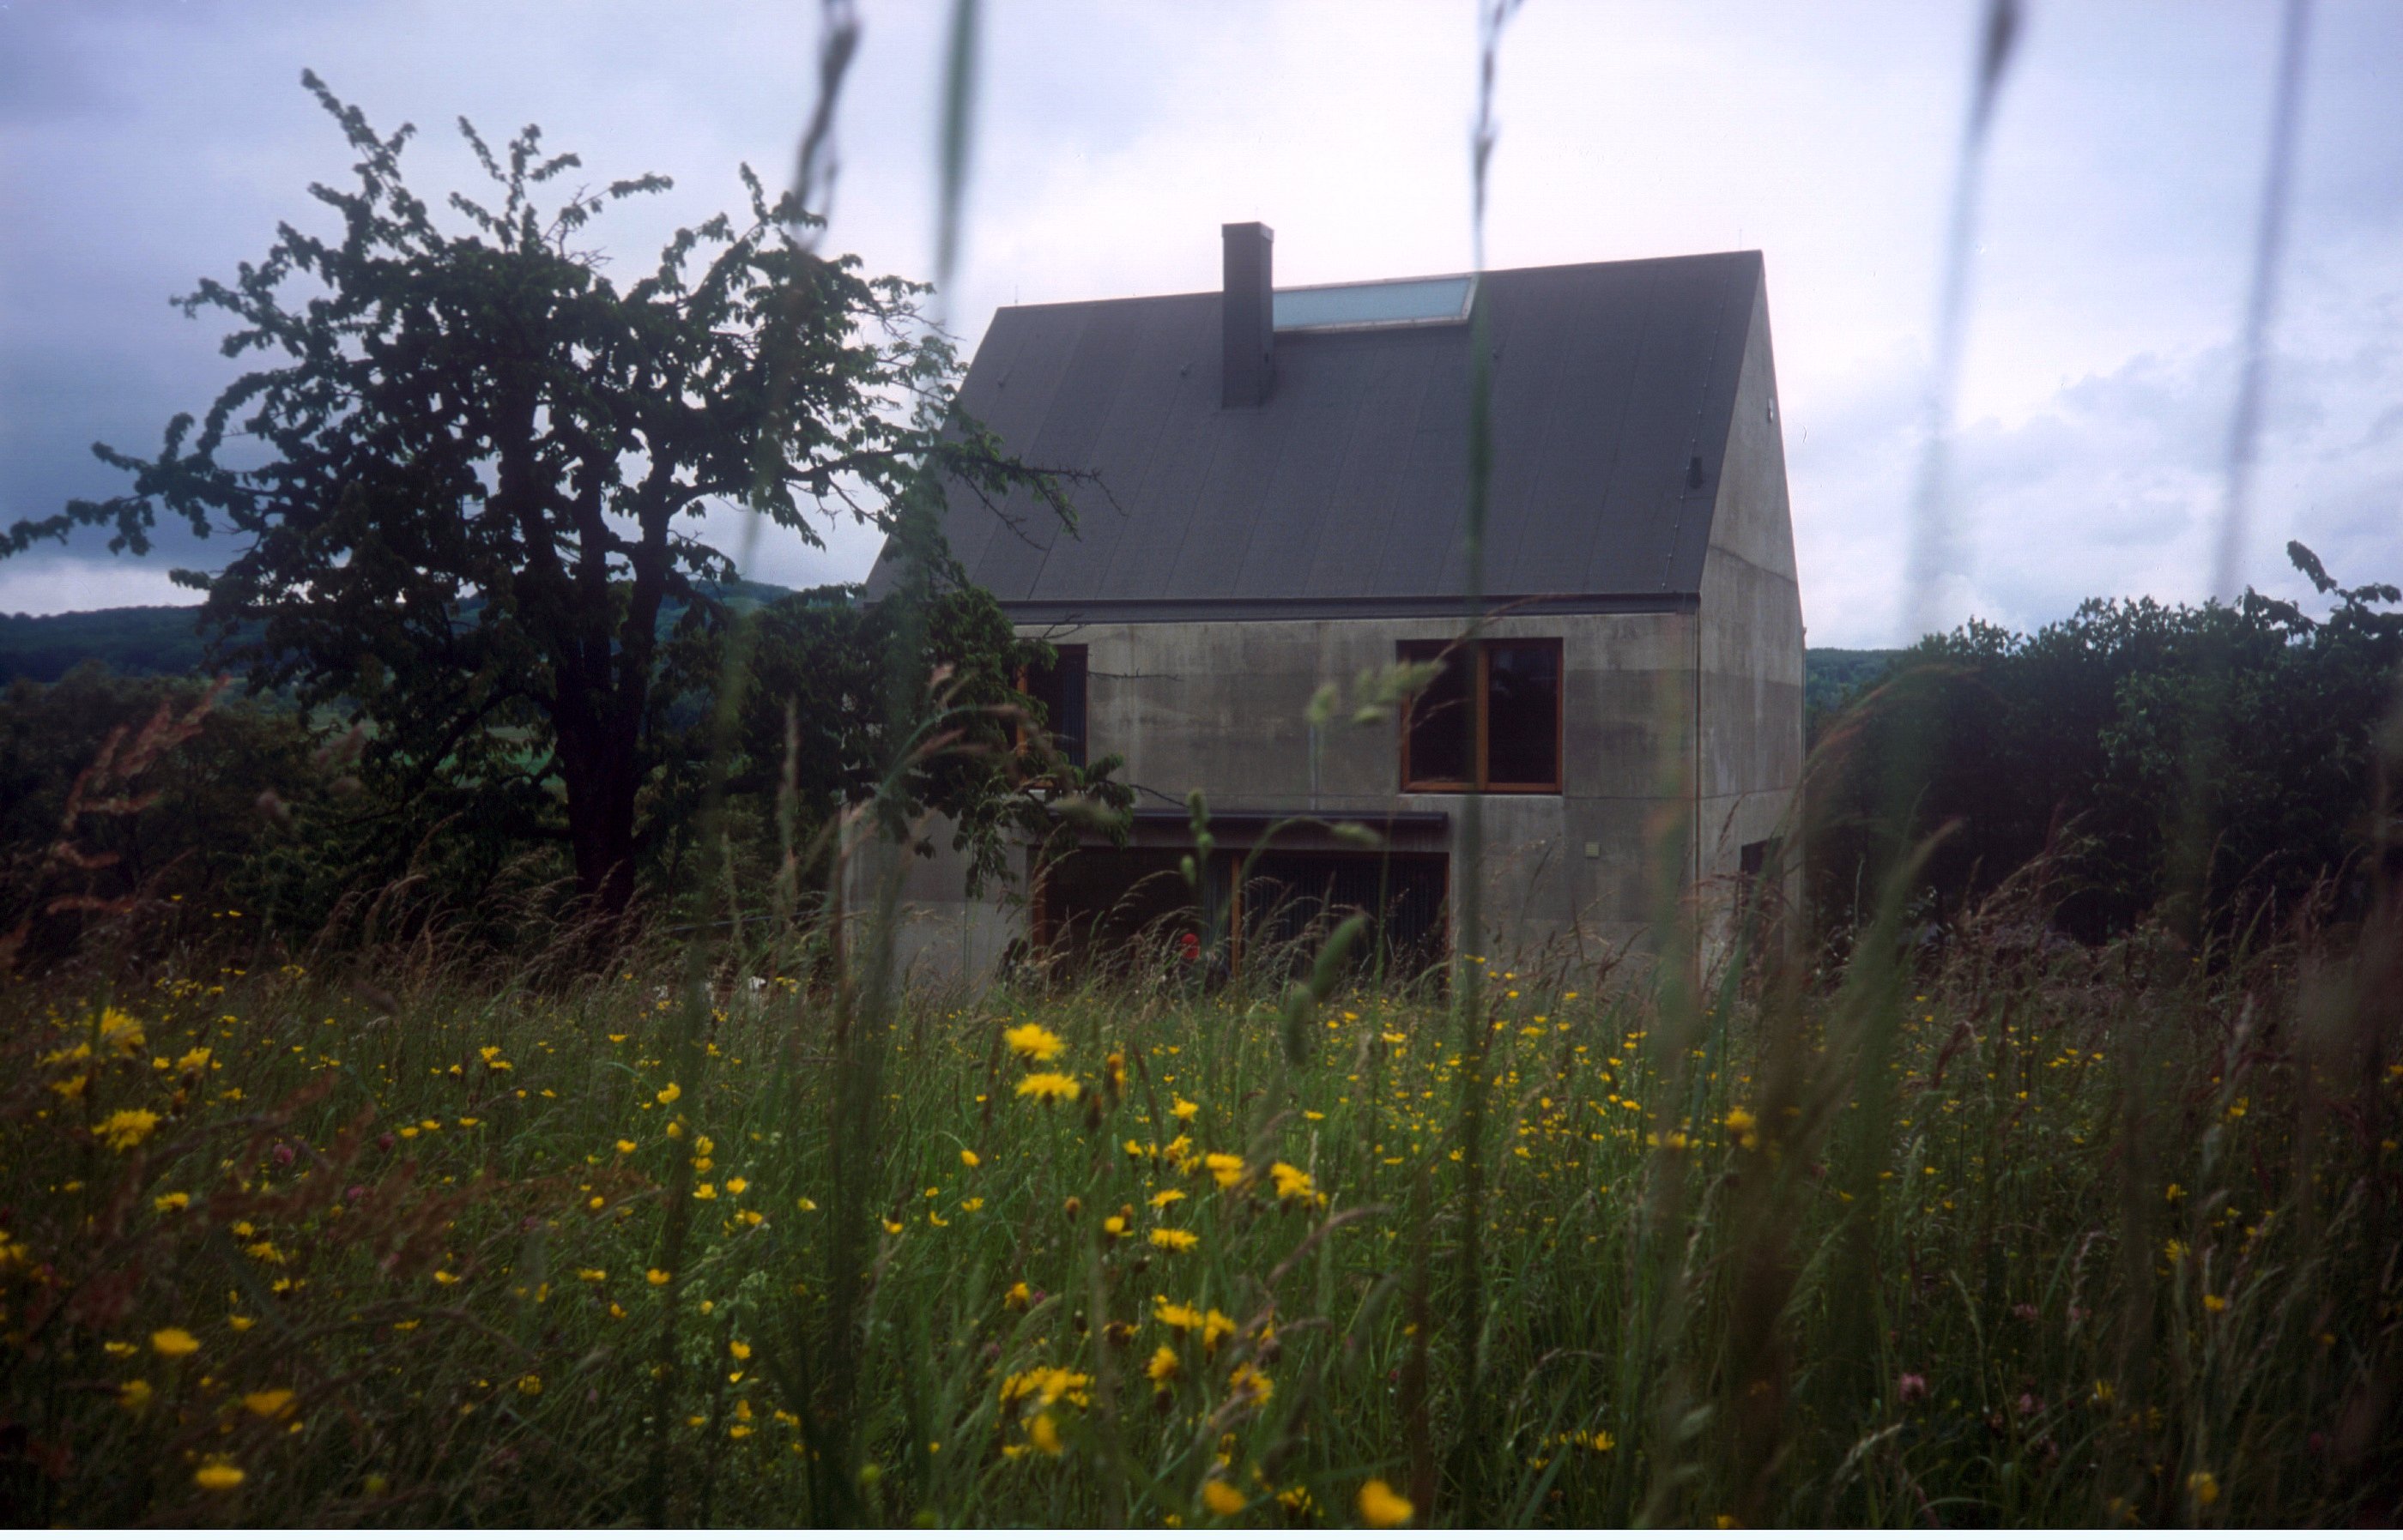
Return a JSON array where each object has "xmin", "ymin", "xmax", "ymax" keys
[{"xmin": 3, "ymin": 879, "xmax": 2397, "ymax": 1525}]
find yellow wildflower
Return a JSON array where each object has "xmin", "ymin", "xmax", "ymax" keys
[
  {"xmin": 1268, "ymin": 1163, "xmax": 1316, "ymax": 1202},
  {"xmin": 192, "ymin": 1463, "xmax": 245, "ymax": 1493},
  {"xmin": 1030, "ymin": 1411, "xmax": 1063, "ymax": 1455},
  {"xmin": 646, "ymin": 1268, "xmax": 671, "ymax": 1286},
  {"xmin": 724, "ymin": 1176, "xmax": 748, "ymax": 1196},
  {"xmin": 1151, "ymin": 1227, "xmax": 1199, "ymax": 1253},
  {"xmin": 1203, "ymin": 1152, "xmax": 1245, "ymax": 1190},
  {"xmin": 154, "ymin": 1192, "xmax": 191, "ymax": 1214},
  {"xmin": 150, "ymin": 1327, "xmax": 199, "ymax": 1359},
  {"xmin": 655, "ymin": 1083, "xmax": 681, "ymax": 1105},
  {"xmin": 2188, "ymin": 1471, "xmax": 2220, "ymax": 1507},
  {"xmin": 730, "ymin": 1340, "xmax": 752, "ymax": 1362},
  {"xmin": 1147, "ymin": 1345, "xmax": 1181, "ymax": 1384},
  {"xmin": 1228, "ymin": 1362, "xmax": 1273, "ymax": 1404},
  {"xmin": 240, "ymin": 1389, "xmax": 294, "ymax": 1418},
  {"xmin": 1004, "ymin": 1281, "xmax": 1033, "ymax": 1310},
  {"xmin": 1150, "ymin": 1188, "xmax": 1187, "ymax": 1210},
  {"xmin": 1004, "ymin": 1024, "xmax": 1066, "ymax": 1062},
  {"xmin": 118, "ymin": 1379, "xmax": 153, "ymax": 1411},
  {"xmin": 1015, "ymin": 1072, "xmax": 1082, "ymax": 1105},
  {"xmin": 1171, "ymin": 1096, "xmax": 1199, "ymax": 1122},
  {"xmin": 1357, "ymin": 1478, "xmax": 1413, "ymax": 1526},
  {"xmin": 92, "ymin": 1108, "xmax": 160, "ymax": 1152},
  {"xmin": 1202, "ymin": 1479, "xmax": 1244, "ymax": 1516},
  {"xmin": 959, "ymin": 1149, "xmax": 981, "ymax": 1168}
]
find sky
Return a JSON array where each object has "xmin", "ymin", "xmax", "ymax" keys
[{"xmin": 2, "ymin": 0, "xmax": 2398, "ymax": 647}]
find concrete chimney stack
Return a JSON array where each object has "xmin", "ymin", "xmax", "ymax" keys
[{"xmin": 1220, "ymin": 221, "xmax": 1274, "ymax": 408}]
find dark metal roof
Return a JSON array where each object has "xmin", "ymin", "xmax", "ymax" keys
[{"xmin": 868, "ymin": 251, "xmax": 1764, "ymax": 621}]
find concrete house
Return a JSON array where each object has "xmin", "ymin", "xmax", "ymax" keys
[{"xmin": 865, "ymin": 224, "xmax": 1802, "ymax": 977}]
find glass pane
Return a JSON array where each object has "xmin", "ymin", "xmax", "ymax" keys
[
  {"xmin": 1029, "ymin": 647, "xmax": 1087, "ymax": 767},
  {"xmin": 1484, "ymin": 642, "xmax": 1559, "ymax": 787},
  {"xmin": 1401, "ymin": 643, "xmax": 1471, "ymax": 786},
  {"xmin": 1274, "ymin": 276, "xmax": 1474, "ymax": 330}
]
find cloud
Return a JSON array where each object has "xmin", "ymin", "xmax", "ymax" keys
[{"xmin": 3, "ymin": 0, "xmax": 2400, "ymax": 642}]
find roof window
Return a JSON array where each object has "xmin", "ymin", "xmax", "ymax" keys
[{"xmin": 1272, "ymin": 275, "xmax": 1474, "ymax": 332}]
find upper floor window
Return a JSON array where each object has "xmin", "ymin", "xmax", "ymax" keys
[
  {"xmin": 1397, "ymin": 638, "xmax": 1561, "ymax": 793},
  {"xmin": 1023, "ymin": 644, "xmax": 1088, "ymax": 767}
]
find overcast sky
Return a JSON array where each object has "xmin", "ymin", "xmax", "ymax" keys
[{"xmin": 3, "ymin": 0, "xmax": 2398, "ymax": 646}]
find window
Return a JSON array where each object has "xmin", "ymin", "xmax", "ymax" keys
[
  {"xmin": 1397, "ymin": 638, "xmax": 1561, "ymax": 793},
  {"xmin": 1023, "ymin": 644, "xmax": 1087, "ymax": 767}
]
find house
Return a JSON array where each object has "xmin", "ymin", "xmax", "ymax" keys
[{"xmin": 863, "ymin": 224, "xmax": 1802, "ymax": 978}]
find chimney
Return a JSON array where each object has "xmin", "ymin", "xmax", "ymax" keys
[{"xmin": 1221, "ymin": 221, "xmax": 1274, "ymax": 408}]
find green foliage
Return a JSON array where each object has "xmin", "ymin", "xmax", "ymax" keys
[
  {"xmin": 1808, "ymin": 543, "xmax": 2403, "ymax": 940},
  {"xmin": 3, "ymin": 73, "xmax": 1078, "ymax": 915}
]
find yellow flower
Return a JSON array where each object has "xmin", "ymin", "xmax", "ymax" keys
[
  {"xmin": 1102, "ymin": 1214, "xmax": 1129, "ymax": 1238},
  {"xmin": 2203, "ymin": 1294, "xmax": 2228, "ymax": 1314},
  {"xmin": 1004, "ymin": 1023, "xmax": 1066, "ymax": 1062},
  {"xmin": 1202, "ymin": 1310, "xmax": 1238, "ymax": 1354},
  {"xmin": 2188, "ymin": 1471, "xmax": 2220, "ymax": 1507},
  {"xmin": 1171, "ymin": 1096, "xmax": 1199, "ymax": 1122},
  {"xmin": 192, "ymin": 1462, "xmax": 245, "ymax": 1493},
  {"xmin": 1228, "ymin": 1362, "xmax": 1273, "ymax": 1404},
  {"xmin": 1029, "ymin": 1411, "xmax": 1063, "ymax": 1456},
  {"xmin": 1202, "ymin": 1479, "xmax": 1244, "ymax": 1515},
  {"xmin": 655, "ymin": 1083, "xmax": 681, "ymax": 1105},
  {"xmin": 98, "ymin": 1007, "xmax": 143, "ymax": 1048},
  {"xmin": 154, "ymin": 1192, "xmax": 191, "ymax": 1214},
  {"xmin": 1149, "ymin": 1188, "xmax": 1187, "ymax": 1210},
  {"xmin": 724, "ymin": 1176, "xmax": 748, "ymax": 1196},
  {"xmin": 959, "ymin": 1149, "xmax": 980, "ymax": 1168},
  {"xmin": 1015, "ymin": 1072, "xmax": 1082, "ymax": 1104},
  {"xmin": 1147, "ymin": 1345, "xmax": 1181, "ymax": 1384},
  {"xmin": 1268, "ymin": 1163, "xmax": 1315, "ymax": 1202},
  {"xmin": 104, "ymin": 1340, "xmax": 138, "ymax": 1358},
  {"xmin": 1357, "ymin": 1478, "xmax": 1413, "ymax": 1526},
  {"xmin": 240, "ymin": 1389, "xmax": 294, "ymax": 1418},
  {"xmin": 1150, "ymin": 1228, "xmax": 1199, "ymax": 1253},
  {"xmin": 1203, "ymin": 1153, "xmax": 1245, "ymax": 1190},
  {"xmin": 175, "ymin": 1047, "xmax": 212, "ymax": 1074},
  {"xmin": 1724, "ymin": 1107, "xmax": 1756, "ymax": 1133},
  {"xmin": 518, "ymin": 1374, "xmax": 542, "ymax": 1396},
  {"xmin": 118, "ymin": 1379, "xmax": 153, "ymax": 1412},
  {"xmin": 1156, "ymin": 1300, "xmax": 1202, "ymax": 1332},
  {"xmin": 693, "ymin": 1184, "xmax": 717, "ymax": 1201},
  {"xmin": 150, "ymin": 1327, "xmax": 200, "ymax": 1359},
  {"xmin": 730, "ymin": 1340, "xmax": 752, "ymax": 1362},
  {"xmin": 92, "ymin": 1108, "xmax": 161, "ymax": 1152},
  {"xmin": 615, "ymin": 1138, "xmax": 637, "ymax": 1154},
  {"xmin": 577, "ymin": 1268, "xmax": 608, "ymax": 1283},
  {"xmin": 433, "ymin": 1270, "xmax": 461, "ymax": 1286},
  {"xmin": 646, "ymin": 1268, "xmax": 671, "ymax": 1286},
  {"xmin": 228, "ymin": 1316, "xmax": 254, "ymax": 1333},
  {"xmin": 1004, "ymin": 1281, "xmax": 1032, "ymax": 1310}
]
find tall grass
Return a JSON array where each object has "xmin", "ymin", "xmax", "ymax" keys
[{"xmin": 3, "ymin": 853, "xmax": 2396, "ymax": 1525}]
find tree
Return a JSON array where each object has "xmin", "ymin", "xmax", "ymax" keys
[
  {"xmin": 3, "ymin": 73, "xmax": 1077, "ymax": 915},
  {"xmin": 1806, "ymin": 542, "xmax": 2403, "ymax": 942}
]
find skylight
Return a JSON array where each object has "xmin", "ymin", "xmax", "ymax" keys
[{"xmin": 1272, "ymin": 275, "xmax": 1474, "ymax": 331}]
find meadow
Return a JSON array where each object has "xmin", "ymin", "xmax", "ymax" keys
[{"xmin": 5, "ymin": 879, "xmax": 2397, "ymax": 1527}]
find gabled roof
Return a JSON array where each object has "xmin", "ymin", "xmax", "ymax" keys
[{"xmin": 868, "ymin": 250, "xmax": 1766, "ymax": 622}]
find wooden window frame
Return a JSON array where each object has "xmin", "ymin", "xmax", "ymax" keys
[{"xmin": 1397, "ymin": 637, "xmax": 1563, "ymax": 794}]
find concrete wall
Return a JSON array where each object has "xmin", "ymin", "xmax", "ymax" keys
[
  {"xmin": 882, "ymin": 609, "xmax": 1714, "ymax": 979},
  {"xmin": 1698, "ymin": 273, "xmax": 1806, "ymax": 920}
]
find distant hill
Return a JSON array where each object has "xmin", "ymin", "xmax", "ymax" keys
[
  {"xmin": 1805, "ymin": 646, "xmax": 1901, "ymax": 716},
  {"xmin": 1, "ymin": 580, "xmax": 813, "ymax": 685},
  {"xmin": 11, "ymin": 598, "xmax": 1906, "ymax": 719}
]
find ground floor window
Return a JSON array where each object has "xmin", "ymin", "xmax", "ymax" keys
[
  {"xmin": 1021, "ymin": 643, "xmax": 1087, "ymax": 766},
  {"xmin": 1031, "ymin": 847, "xmax": 1448, "ymax": 980}
]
